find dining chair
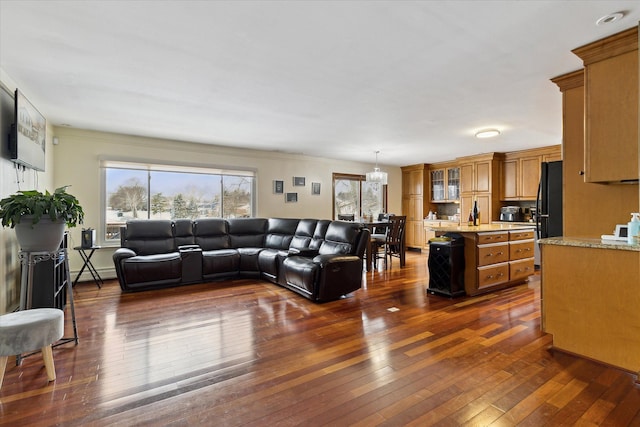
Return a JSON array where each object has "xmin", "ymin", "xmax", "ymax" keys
[{"xmin": 371, "ymin": 215, "xmax": 406, "ymax": 269}]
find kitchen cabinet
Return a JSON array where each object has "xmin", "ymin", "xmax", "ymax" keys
[
  {"xmin": 572, "ymin": 26, "xmax": 638, "ymax": 183},
  {"xmin": 459, "ymin": 153, "xmax": 502, "ymax": 224},
  {"xmin": 541, "ymin": 241, "xmax": 640, "ymax": 373},
  {"xmin": 429, "ymin": 163, "xmax": 460, "ymax": 202},
  {"xmin": 501, "ymin": 146, "xmax": 561, "ymax": 201},
  {"xmin": 473, "ymin": 229, "xmax": 534, "ymax": 294},
  {"xmin": 403, "ymin": 166, "xmax": 424, "ymax": 195},
  {"xmin": 401, "ymin": 164, "xmax": 429, "ymax": 249},
  {"xmin": 552, "ymin": 69, "xmax": 638, "ymax": 237},
  {"xmin": 460, "ymin": 159, "xmax": 491, "ymax": 194},
  {"xmin": 425, "ymin": 224, "xmax": 536, "ymax": 296},
  {"xmin": 501, "ymin": 159, "xmax": 518, "ymax": 200}
]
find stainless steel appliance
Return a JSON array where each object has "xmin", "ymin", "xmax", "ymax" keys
[
  {"xmin": 535, "ymin": 161, "xmax": 563, "ymax": 265},
  {"xmin": 499, "ymin": 206, "xmax": 523, "ymax": 222}
]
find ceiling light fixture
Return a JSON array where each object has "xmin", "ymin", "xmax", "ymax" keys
[
  {"xmin": 596, "ymin": 12, "xmax": 624, "ymax": 26},
  {"xmin": 366, "ymin": 150, "xmax": 388, "ymax": 185},
  {"xmin": 475, "ymin": 129, "xmax": 501, "ymax": 139}
]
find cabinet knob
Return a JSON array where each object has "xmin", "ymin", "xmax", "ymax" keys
[{"xmin": 579, "ymin": 170, "xmax": 585, "ymax": 176}]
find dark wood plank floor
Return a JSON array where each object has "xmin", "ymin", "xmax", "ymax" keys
[{"xmin": 1, "ymin": 252, "xmax": 638, "ymax": 426}]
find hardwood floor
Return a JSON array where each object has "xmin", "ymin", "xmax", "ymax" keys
[{"xmin": 1, "ymin": 251, "xmax": 638, "ymax": 426}]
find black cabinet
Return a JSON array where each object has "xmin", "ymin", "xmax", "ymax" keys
[
  {"xmin": 30, "ymin": 250, "xmax": 69, "ymax": 310},
  {"xmin": 427, "ymin": 233, "xmax": 465, "ymax": 297},
  {"xmin": 22, "ymin": 233, "xmax": 69, "ymax": 310}
]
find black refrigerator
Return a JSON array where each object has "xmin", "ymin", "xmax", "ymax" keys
[{"xmin": 536, "ymin": 161, "xmax": 563, "ymax": 239}]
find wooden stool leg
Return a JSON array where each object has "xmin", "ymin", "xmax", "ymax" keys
[
  {"xmin": 0, "ymin": 356, "xmax": 7, "ymax": 389},
  {"xmin": 41, "ymin": 346, "xmax": 56, "ymax": 381}
]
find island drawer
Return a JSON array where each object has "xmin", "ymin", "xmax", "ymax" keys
[
  {"xmin": 477, "ymin": 232, "xmax": 508, "ymax": 245},
  {"xmin": 477, "ymin": 242, "xmax": 509, "ymax": 266},
  {"xmin": 509, "ymin": 229, "xmax": 534, "ymax": 241},
  {"xmin": 477, "ymin": 263, "xmax": 509, "ymax": 289},
  {"xmin": 509, "ymin": 240, "xmax": 535, "ymax": 260},
  {"xmin": 509, "ymin": 258, "xmax": 535, "ymax": 281}
]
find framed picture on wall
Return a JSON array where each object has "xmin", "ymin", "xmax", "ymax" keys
[
  {"xmin": 312, "ymin": 182, "xmax": 321, "ymax": 195},
  {"xmin": 274, "ymin": 180, "xmax": 284, "ymax": 194},
  {"xmin": 293, "ymin": 176, "xmax": 305, "ymax": 186},
  {"xmin": 285, "ymin": 192, "xmax": 298, "ymax": 203}
]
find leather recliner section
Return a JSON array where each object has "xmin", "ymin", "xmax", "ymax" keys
[{"xmin": 112, "ymin": 217, "xmax": 369, "ymax": 302}]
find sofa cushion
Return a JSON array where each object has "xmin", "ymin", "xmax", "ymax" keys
[
  {"xmin": 121, "ymin": 252, "xmax": 182, "ymax": 287},
  {"xmin": 228, "ymin": 218, "xmax": 267, "ymax": 248},
  {"xmin": 311, "ymin": 220, "xmax": 331, "ymax": 250},
  {"xmin": 264, "ymin": 218, "xmax": 299, "ymax": 249},
  {"xmin": 123, "ymin": 220, "xmax": 175, "ymax": 255},
  {"xmin": 237, "ymin": 247, "xmax": 263, "ymax": 273},
  {"xmin": 194, "ymin": 219, "xmax": 230, "ymax": 250},
  {"xmin": 290, "ymin": 219, "xmax": 317, "ymax": 250},
  {"xmin": 202, "ymin": 249, "xmax": 240, "ymax": 278},
  {"xmin": 318, "ymin": 221, "xmax": 361, "ymax": 255}
]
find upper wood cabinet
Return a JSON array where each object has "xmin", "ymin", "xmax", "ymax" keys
[
  {"xmin": 402, "ymin": 166, "xmax": 424, "ymax": 195},
  {"xmin": 552, "ymin": 68, "xmax": 639, "ymax": 238},
  {"xmin": 459, "ymin": 153, "xmax": 500, "ymax": 195},
  {"xmin": 572, "ymin": 27, "xmax": 638, "ymax": 183},
  {"xmin": 429, "ymin": 162, "xmax": 460, "ymax": 202},
  {"xmin": 501, "ymin": 146, "xmax": 561, "ymax": 201}
]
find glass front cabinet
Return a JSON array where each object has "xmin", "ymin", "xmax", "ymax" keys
[{"xmin": 430, "ymin": 164, "xmax": 460, "ymax": 202}]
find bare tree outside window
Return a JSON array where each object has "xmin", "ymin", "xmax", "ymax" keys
[
  {"xmin": 108, "ymin": 178, "xmax": 147, "ymax": 219},
  {"xmin": 223, "ymin": 176, "xmax": 253, "ymax": 218}
]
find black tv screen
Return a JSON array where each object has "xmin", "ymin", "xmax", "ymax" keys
[{"xmin": 10, "ymin": 89, "xmax": 46, "ymax": 171}]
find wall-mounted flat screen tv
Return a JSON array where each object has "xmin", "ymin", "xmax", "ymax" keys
[{"xmin": 9, "ymin": 89, "xmax": 46, "ymax": 171}]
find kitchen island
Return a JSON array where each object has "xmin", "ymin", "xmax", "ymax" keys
[
  {"xmin": 426, "ymin": 223, "xmax": 536, "ymax": 296},
  {"xmin": 539, "ymin": 237, "xmax": 640, "ymax": 375}
]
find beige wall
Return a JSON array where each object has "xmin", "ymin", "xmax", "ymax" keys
[{"xmin": 52, "ymin": 126, "xmax": 402, "ymax": 281}]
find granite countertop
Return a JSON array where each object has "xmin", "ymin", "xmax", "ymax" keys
[
  {"xmin": 426, "ymin": 223, "xmax": 535, "ymax": 233},
  {"xmin": 538, "ymin": 237, "xmax": 640, "ymax": 252}
]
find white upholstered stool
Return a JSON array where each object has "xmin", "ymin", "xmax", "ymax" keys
[{"xmin": 0, "ymin": 308, "xmax": 64, "ymax": 389}]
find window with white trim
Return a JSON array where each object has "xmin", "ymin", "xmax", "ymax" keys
[
  {"xmin": 101, "ymin": 160, "xmax": 255, "ymax": 243},
  {"xmin": 332, "ymin": 173, "xmax": 386, "ymax": 220}
]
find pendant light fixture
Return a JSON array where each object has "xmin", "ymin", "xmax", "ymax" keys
[{"xmin": 366, "ymin": 150, "xmax": 388, "ymax": 185}]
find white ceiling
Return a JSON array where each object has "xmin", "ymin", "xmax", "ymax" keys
[{"xmin": 1, "ymin": 1, "xmax": 639, "ymax": 167}]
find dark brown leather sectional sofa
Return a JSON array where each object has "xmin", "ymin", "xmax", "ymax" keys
[{"xmin": 112, "ymin": 218, "xmax": 370, "ymax": 302}]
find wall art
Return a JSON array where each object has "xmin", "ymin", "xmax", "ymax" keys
[{"xmin": 285, "ymin": 192, "xmax": 298, "ymax": 203}]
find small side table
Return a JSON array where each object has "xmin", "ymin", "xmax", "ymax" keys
[{"xmin": 73, "ymin": 246, "xmax": 103, "ymax": 288}]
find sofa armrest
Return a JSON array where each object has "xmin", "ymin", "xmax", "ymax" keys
[
  {"xmin": 178, "ymin": 244, "xmax": 201, "ymax": 251},
  {"xmin": 112, "ymin": 247, "xmax": 137, "ymax": 290},
  {"xmin": 113, "ymin": 247, "xmax": 136, "ymax": 261},
  {"xmin": 288, "ymin": 248, "xmax": 320, "ymax": 257},
  {"xmin": 312, "ymin": 254, "xmax": 360, "ymax": 268}
]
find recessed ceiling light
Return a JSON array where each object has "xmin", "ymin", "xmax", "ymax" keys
[
  {"xmin": 475, "ymin": 129, "xmax": 500, "ymax": 139},
  {"xmin": 596, "ymin": 12, "xmax": 624, "ymax": 26}
]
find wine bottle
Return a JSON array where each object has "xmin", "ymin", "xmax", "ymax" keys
[{"xmin": 473, "ymin": 200, "xmax": 479, "ymax": 226}]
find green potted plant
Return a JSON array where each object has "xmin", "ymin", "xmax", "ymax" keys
[{"xmin": 0, "ymin": 186, "xmax": 84, "ymax": 252}]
